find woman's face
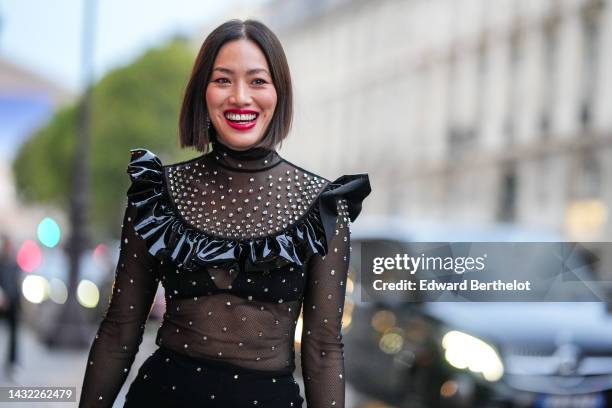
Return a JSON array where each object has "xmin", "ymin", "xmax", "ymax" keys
[{"xmin": 206, "ymin": 39, "xmax": 277, "ymax": 151}]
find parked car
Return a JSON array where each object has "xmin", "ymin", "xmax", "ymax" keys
[{"xmin": 344, "ymin": 217, "xmax": 612, "ymax": 408}]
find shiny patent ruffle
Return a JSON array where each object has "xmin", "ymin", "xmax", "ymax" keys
[{"xmin": 126, "ymin": 148, "xmax": 371, "ymax": 272}]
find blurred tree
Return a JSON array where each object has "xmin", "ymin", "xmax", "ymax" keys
[{"xmin": 13, "ymin": 39, "xmax": 197, "ymax": 239}]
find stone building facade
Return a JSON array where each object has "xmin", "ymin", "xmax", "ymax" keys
[{"xmin": 202, "ymin": 0, "xmax": 612, "ymax": 244}]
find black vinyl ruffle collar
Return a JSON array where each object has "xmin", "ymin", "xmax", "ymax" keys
[{"xmin": 126, "ymin": 148, "xmax": 371, "ymax": 272}]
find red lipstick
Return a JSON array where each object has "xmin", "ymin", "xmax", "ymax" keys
[{"xmin": 223, "ymin": 109, "xmax": 258, "ymax": 131}]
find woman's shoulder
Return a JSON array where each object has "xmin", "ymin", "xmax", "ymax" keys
[
  {"xmin": 277, "ymin": 156, "xmax": 372, "ymax": 244},
  {"xmin": 126, "ymin": 147, "xmax": 205, "ymax": 171},
  {"xmin": 280, "ymin": 155, "xmax": 369, "ymax": 189},
  {"xmin": 278, "ymin": 157, "xmax": 331, "ymax": 183},
  {"xmin": 280, "ymin": 156, "xmax": 371, "ymax": 216}
]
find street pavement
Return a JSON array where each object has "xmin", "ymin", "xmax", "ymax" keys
[{"xmin": 0, "ymin": 320, "xmax": 156, "ymax": 407}]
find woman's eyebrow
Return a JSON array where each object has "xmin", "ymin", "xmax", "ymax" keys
[{"xmin": 213, "ymin": 67, "xmax": 270, "ymax": 75}]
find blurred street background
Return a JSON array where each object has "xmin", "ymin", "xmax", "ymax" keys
[{"xmin": 2, "ymin": 0, "xmax": 612, "ymax": 407}]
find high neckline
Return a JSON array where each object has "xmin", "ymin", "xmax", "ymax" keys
[{"xmin": 210, "ymin": 138, "xmax": 281, "ymax": 171}]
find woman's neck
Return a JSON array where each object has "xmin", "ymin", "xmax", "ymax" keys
[{"xmin": 210, "ymin": 138, "xmax": 281, "ymax": 171}]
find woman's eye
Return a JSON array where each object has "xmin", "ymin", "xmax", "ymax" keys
[
  {"xmin": 214, "ymin": 78, "xmax": 230, "ymax": 84},
  {"xmin": 252, "ymin": 78, "xmax": 267, "ymax": 86}
]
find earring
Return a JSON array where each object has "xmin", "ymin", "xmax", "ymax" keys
[{"xmin": 206, "ymin": 115, "xmax": 211, "ymax": 130}]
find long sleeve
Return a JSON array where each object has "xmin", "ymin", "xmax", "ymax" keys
[
  {"xmin": 79, "ymin": 201, "xmax": 160, "ymax": 408},
  {"xmin": 301, "ymin": 198, "xmax": 351, "ymax": 408}
]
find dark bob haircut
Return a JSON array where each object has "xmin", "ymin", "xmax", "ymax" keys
[{"xmin": 179, "ymin": 19, "xmax": 293, "ymax": 152}]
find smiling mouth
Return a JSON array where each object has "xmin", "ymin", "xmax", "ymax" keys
[
  {"xmin": 224, "ymin": 112, "xmax": 258, "ymax": 123},
  {"xmin": 223, "ymin": 111, "xmax": 259, "ymax": 130}
]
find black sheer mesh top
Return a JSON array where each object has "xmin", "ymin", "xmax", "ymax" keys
[{"xmin": 80, "ymin": 140, "xmax": 371, "ymax": 408}]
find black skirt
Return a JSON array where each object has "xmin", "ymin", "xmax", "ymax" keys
[{"xmin": 123, "ymin": 346, "xmax": 304, "ymax": 408}]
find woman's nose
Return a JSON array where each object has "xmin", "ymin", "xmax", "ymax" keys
[{"xmin": 229, "ymin": 81, "xmax": 251, "ymax": 106}]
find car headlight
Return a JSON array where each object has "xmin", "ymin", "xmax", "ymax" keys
[{"xmin": 442, "ymin": 330, "xmax": 504, "ymax": 382}]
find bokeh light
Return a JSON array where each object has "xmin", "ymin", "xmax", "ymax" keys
[
  {"xmin": 294, "ymin": 314, "xmax": 304, "ymax": 346},
  {"xmin": 22, "ymin": 274, "xmax": 49, "ymax": 304},
  {"xmin": 77, "ymin": 279, "xmax": 100, "ymax": 308},
  {"xmin": 342, "ymin": 300, "xmax": 354, "ymax": 332},
  {"xmin": 442, "ymin": 330, "xmax": 504, "ymax": 382},
  {"xmin": 37, "ymin": 217, "xmax": 61, "ymax": 248},
  {"xmin": 48, "ymin": 278, "xmax": 68, "ymax": 304},
  {"xmin": 16, "ymin": 240, "xmax": 42, "ymax": 272},
  {"xmin": 371, "ymin": 310, "xmax": 396, "ymax": 333},
  {"xmin": 93, "ymin": 243, "xmax": 107, "ymax": 259},
  {"xmin": 379, "ymin": 328, "xmax": 404, "ymax": 354}
]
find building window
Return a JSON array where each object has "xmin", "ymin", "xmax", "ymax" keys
[
  {"xmin": 575, "ymin": 152, "xmax": 601, "ymax": 199},
  {"xmin": 541, "ymin": 6, "xmax": 561, "ymax": 135},
  {"xmin": 505, "ymin": 23, "xmax": 522, "ymax": 145},
  {"xmin": 498, "ymin": 164, "xmax": 517, "ymax": 222},
  {"xmin": 446, "ymin": 44, "xmax": 478, "ymax": 160},
  {"xmin": 475, "ymin": 31, "xmax": 488, "ymax": 140},
  {"xmin": 579, "ymin": 0, "xmax": 604, "ymax": 130}
]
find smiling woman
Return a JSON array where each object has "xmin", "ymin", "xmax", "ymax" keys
[
  {"xmin": 178, "ymin": 19, "xmax": 292, "ymax": 153},
  {"xmin": 205, "ymin": 39, "xmax": 278, "ymax": 149},
  {"xmin": 79, "ymin": 19, "xmax": 371, "ymax": 408}
]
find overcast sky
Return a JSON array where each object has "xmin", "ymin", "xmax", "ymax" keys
[{"xmin": 0, "ymin": 0, "xmax": 267, "ymax": 92}]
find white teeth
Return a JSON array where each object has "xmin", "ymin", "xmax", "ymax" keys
[{"xmin": 225, "ymin": 112, "xmax": 257, "ymax": 121}]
